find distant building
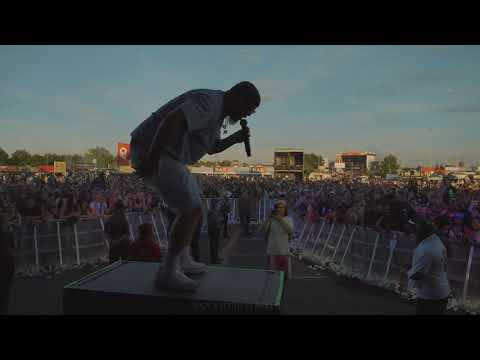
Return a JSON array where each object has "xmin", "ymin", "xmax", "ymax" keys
[
  {"xmin": 335, "ymin": 151, "xmax": 377, "ymax": 176},
  {"xmin": 273, "ymin": 148, "xmax": 304, "ymax": 181},
  {"xmin": 188, "ymin": 166, "xmax": 214, "ymax": 175},
  {"xmin": 400, "ymin": 168, "xmax": 421, "ymax": 177},
  {"xmin": 444, "ymin": 165, "xmax": 462, "ymax": 174},
  {"xmin": 188, "ymin": 164, "xmax": 273, "ymax": 178},
  {"xmin": 369, "ymin": 161, "xmax": 381, "ymax": 174}
]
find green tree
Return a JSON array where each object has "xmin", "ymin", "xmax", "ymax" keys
[
  {"xmin": 9, "ymin": 150, "xmax": 31, "ymax": 166},
  {"xmin": 0, "ymin": 147, "xmax": 9, "ymax": 165},
  {"xmin": 303, "ymin": 153, "xmax": 323, "ymax": 178},
  {"xmin": 30, "ymin": 154, "xmax": 45, "ymax": 166},
  {"xmin": 84, "ymin": 147, "xmax": 115, "ymax": 168},
  {"xmin": 380, "ymin": 154, "xmax": 400, "ymax": 177}
]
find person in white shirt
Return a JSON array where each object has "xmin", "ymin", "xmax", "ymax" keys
[
  {"xmin": 130, "ymin": 82, "xmax": 261, "ymax": 292},
  {"xmin": 408, "ymin": 220, "xmax": 451, "ymax": 315},
  {"xmin": 89, "ymin": 193, "xmax": 108, "ymax": 217},
  {"xmin": 261, "ymin": 200, "xmax": 293, "ymax": 283}
]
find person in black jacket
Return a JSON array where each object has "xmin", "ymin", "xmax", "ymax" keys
[
  {"xmin": 207, "ymin": 199, "xmax": 223, "ymax": 264},
  {"xmin": 0, "ymin": 212, "xmax": 16, "ymax": 314},
  {"xmin": 104, "ymin": 200, "xmax": 130, "ymax": 263}
]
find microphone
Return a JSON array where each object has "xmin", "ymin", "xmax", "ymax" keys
[{"xmin": 240, "ymin": 119, "xmax": 251, "ymax": 157}]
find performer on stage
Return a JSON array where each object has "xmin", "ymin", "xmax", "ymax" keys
[{"xmin": 130, "ymin": 82, "xmax": 261, "ymax": 292}]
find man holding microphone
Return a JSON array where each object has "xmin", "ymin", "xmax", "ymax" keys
[{"xmin": 130, "ymin": 82, "xmax": 261, "ymax": 292}]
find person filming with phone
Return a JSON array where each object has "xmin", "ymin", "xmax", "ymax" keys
[{"xmin": 260, "ymin": 200, "xmax": 293, "ymax": 283}]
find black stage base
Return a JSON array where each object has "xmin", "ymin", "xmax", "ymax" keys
[{"xmin": 63, "ymin": 260, "xmax": 284, "ymax": 314}]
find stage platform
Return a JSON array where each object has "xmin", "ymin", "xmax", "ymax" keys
[{"xmin": 63, "ymin": 260, "xmax": 284, "ymax": 314}]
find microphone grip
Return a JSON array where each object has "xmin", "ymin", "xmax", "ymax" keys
[{"xmin": 240, "ymin": 119, "xmax": 251, "ymax": 157}]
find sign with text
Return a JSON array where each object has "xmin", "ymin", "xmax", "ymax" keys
[{"xmin": 54, "ymin": 161, "xmax": 67, "ymax": 175}]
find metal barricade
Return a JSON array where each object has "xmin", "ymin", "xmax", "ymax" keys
[
  {"xmin": 75, "ymin": 218, "xmax": 108, "ymax": 264},
  {"xmin": 443, "ymin": 243, "xmax": 469, "ymax": 302},
  {"xmin": 35, "ymin": 221, "xmax": 62, "ymax": 271},
  {"xmin": 345, "ymin": 227, "xmax": 376, "ymax": 278},
  {"xmin": 13, "ymin": 222, "xmax": 36, "ymax": 273},
  {"xmin": 148, "ymin": 211, "xmax": 169, "ymax": 250},
  {"xmin": 365, "ymin": 232, "xmax": 390, "ymax": 284},
  {"xmin": 383, "ymin": 232, "xmax": 416, "ymax": 290},
  {"xmin": 301, "ymin": 220, "xmax": 326, "ymax": 259},
  {"xmin": 464, "ymin": 246, "xmax": 480, "ymax": 309}
]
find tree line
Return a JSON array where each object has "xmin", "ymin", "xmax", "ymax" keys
[
  {"xmin": 0, "ymin": 146, "xmax": 116, "ymax": 169},
  {"xmin": 0, "ymin": 146, "xmax": 401, "ymax": 177}
]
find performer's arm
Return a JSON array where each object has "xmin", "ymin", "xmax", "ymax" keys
[
  {"xmin": 208, "ymin": 127, "xmax": 250, "ymax": 155},
  {"xmin": 154, "ymin": 110, "xmax": 188, "ymax": 150}
]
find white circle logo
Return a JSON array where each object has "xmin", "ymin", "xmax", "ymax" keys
[{"xmin": 119, "ymin": 147, "xmax": 128, "ymax": 160}]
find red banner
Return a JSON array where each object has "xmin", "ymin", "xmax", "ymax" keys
[
  {"xmin": 116, "ymin": 143, "xmax": 131, "ymax": 166},
  {"xmin": 38, "ymin": 165, "xmax": 54, "ymax": 173}
]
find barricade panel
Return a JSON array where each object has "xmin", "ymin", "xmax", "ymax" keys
[
  {"xmin": 464, "ymin": 246, "xmax": 480, "ymax": 310},
  {"xmin": 388, "ymin": 233, "xmax": 416, "ymax": 290},
  {"xmin": 14, "ymin": 222, "xmax": 35, "ymax": 273},
  {"xmin": 366, "ymin": 232, "xmax": 390, "ymax": 284},
  {"xmin": 301, "ymin": 220, "xmax": 324, "ymax": 255},
  {"xmin": 334, "ymin": 224, "xmax": 356, "ymax": 265},
  {"xmin": 152, "ymin": 211, "xmax": 169, "ymax": 249},
  {"xmin": 35, "ymin": 221, "xmax": 62, "ymax": 270},
  {"xmin": 347, "ymin": 227, "xmax": 375, "ymax": 278},
  {"xmin": 446, "ymin": 243, "xmax": 469, "ymax": 300},
  {"xmin": 319, "ymin": 223, "xmax": 346, "ymax": 264},
  {"xmin": 60, "ymin": 221, "xmax": 78, "ymax": 267},
  {"xmin": 76, "ymin": 219, "xmax": 108, "ymax": 264}
]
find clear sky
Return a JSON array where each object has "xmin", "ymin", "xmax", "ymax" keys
[{"xmin": 1, "ymin": 45, "xmax": 479, "ymax": 167}]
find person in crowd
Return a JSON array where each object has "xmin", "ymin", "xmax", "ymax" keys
[
  {"xmin": 104, "ymin": 200, "xmax": 131, "ymax": 263},
  {"xmin": 189, "ymin": 214, "xmax": 202, "ymax": 263},
  {"xmin": 261, "ymin": 200, "xmax": 293, "ymax": 284},
  {"xmin": 219, "ymin": 194, "xmax": 231, "ymax": 239},
  {"xmin": 238, "ymin": 190, "xmax": 253, "ymax": 236},
  {"xmin": 89, "ymin": 192, "xmax": 108, "ymax": 217},
  {"xmin": 408, "ymin": 219, "xmax": 451, "ymax": 315},
  {"xmin": 128, "ymin": 223, "xmax": 162, "ymax": 262},
  {"xmin": 207, "ymin": 199, "xmax": 223, "ymax": 264},
  {"xmin": 463, "ymin": 213, "xmax": 480, "ymax": 246},
  {"xmin": 0, "ymin": 212, "xmax": 16, "ymax": 314}
]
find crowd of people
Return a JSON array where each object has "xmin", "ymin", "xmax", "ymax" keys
[
  {"xmin": 289, "ymin": 177, "xmax": 480, "ymax": 247},
  {"xmin": 2, "ymin": 170, "xmax": 480, "ymax": 314},
  {"xmin": 1, "ymin": 170, "xmax": 480, "ymax": 248},
  {"xmin": 0, "ymin": 171, "xmax": 160, "ymax": 224}
]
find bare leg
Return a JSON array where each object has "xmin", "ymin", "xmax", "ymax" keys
[
  {"xmin": 156, "ymin": 207, "xmax": 203, "ymax": 292},
  {"xmin": 164, "ymin": 208, "xmax": 201, "ymax": 270}
]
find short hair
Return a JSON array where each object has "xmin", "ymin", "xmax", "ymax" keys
[{"xmin": 230, "ymin": 81, "xmax": 261, "ymax": 108}]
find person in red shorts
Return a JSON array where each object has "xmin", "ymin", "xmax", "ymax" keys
[
  {"xmin": 261, "ymin": 200, "xmax": 294, "ymax": 282},
  {"xmin": 129, "ymin": 223, "xmax": 162, "ymax": 263}
]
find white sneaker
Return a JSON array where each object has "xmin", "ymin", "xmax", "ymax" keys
[
  {"xmin": 180, "ymin": 247, "xmax": 207, "ymax": 275},
  {"xmin": 154, "ymin": 269, "xmax": 198, "ymax": 292}
]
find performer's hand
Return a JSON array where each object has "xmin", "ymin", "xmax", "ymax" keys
[{"xmin": 231, "ymin": 126, "xmax": 250, "ymax": 144}]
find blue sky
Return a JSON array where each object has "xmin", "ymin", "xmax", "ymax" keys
[{"xmin": 1, "ymin": 45, "xmax": 479, "ymax": 167}]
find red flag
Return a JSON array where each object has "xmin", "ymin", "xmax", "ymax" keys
[{"xmin": 116, "ymin": 143, "xmax": 131, "ymax": 166}]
